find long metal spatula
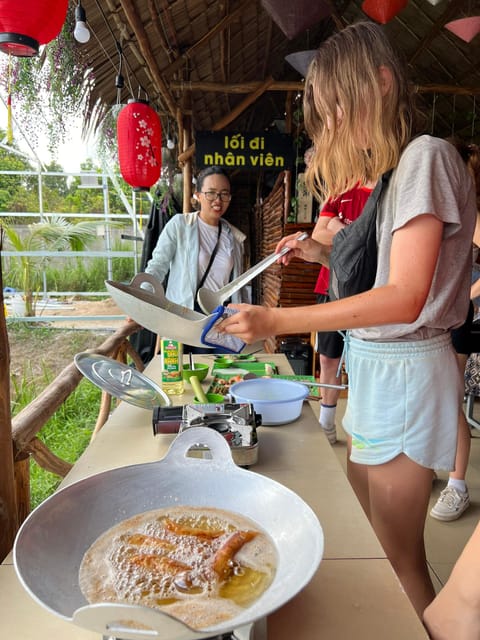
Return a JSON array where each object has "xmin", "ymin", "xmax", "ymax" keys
[{"xmin": 197, "ymin": 232, "xmax": 309, "ymax": 314}]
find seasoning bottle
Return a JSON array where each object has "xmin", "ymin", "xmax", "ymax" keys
[{"xmin": 160, "ymin": 338, "xmax": 184, "ymax": 395}]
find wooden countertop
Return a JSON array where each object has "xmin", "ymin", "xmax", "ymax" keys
[{"xmin": 0, "ymin": 354, "xmax": 428, "ymax": 639}]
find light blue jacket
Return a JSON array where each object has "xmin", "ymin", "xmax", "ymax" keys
[{"xmin": 145, "ymin": 211, "xmax": 247, "ymax": 309}]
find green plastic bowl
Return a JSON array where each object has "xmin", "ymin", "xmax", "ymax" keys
[
  {"xmin": 193, "ymin": 393, "xmax": 224, "ymax": 404},
  {"xmin": 182, "ymin": 363, "xmax": 209, "ymax": 384},
  {"xmin": 213, "ymin": 356, "xmax": 234, "ymax": 368}
]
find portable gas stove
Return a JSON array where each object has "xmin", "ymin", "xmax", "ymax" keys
[{"xmin": 153, "ymin": 402, "xmax": 261, "ymax": 466}]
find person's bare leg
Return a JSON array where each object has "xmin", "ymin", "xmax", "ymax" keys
[
  {"xmin": 423, "ymin": 521, "xmax": 480, "ymax": 640},
  {"xmin": 452, "ymin": 410, "xmax": 471, "ymax": 480},
  {"xmin": 367, "ymin": 454, "xmax": 435, "ymax": 617},
  {"xmin": 451, "ymin": 354, "xmax": 471, "ymax": 481},
  {"xmin": 318, "ymin": 353, "xmax": 342, "ymax": 443},
  {"xmin": 346, "ymin": 435, "xmax": 371, "ymax": 519},
  {"xmin": 430, "ymin": 353, "xmax": 471, "ymax": 521}
]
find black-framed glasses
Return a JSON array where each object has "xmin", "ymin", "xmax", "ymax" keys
[{"xmin": 201, "ymin": 190, "xmax": 232, "ymax": 202}]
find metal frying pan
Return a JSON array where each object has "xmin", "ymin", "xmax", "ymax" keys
[
  {"xmin": 14, "ymin": 428, "xmax": 323, "ymax": 640},
  {"xmin": 105, "ymin": 273, "xmax": 216, "ymax": 348}
]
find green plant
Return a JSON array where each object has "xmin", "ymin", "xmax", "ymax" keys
[
  {"xmin": 8, "ymin": 324, "xmax": 104, "ymax": 508},
  {"xmin": 3, "ymin": 216, "xmax": 98, "ymax": 315},
  {"xmin": 11, "ymin": 370, "xmax": 101, "ymax": 508},
  {"xmin": 1, "ymin": 6, "xmax": 93, "ymax": 155}
]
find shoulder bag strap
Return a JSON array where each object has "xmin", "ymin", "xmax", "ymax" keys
[
  {"xmin": 196, "ymin": 220, "xmax": 223, "ymax": 292},
  {"xmin": 361, "ymin": 169, "xmax": 393, "ymax": 220}
]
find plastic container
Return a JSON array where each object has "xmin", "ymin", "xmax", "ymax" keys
[
  {"xmin": 160, "ymin": 338, "xmax": 184, "ymax": 395},
  {"xmin": 230, "ymin": 378, "xmax": 309, "ymax": 425},
  {"xmin": 193, "ymin": 393, "xmax": 224, "ymax": 404}
]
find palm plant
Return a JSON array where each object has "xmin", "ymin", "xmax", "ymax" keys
[{"xmin": 3, "ymin": 216, "xmax": 98, "ymax": 316}]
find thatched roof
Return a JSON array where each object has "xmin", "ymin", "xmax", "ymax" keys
[{"xmin": 79, "ymin": 0, "xmax": 480, "ymax": 147}]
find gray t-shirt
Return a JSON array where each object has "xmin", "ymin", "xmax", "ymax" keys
[{"xmin": 353, "ymin": 135, "xmax": 476, "ymax": 342}]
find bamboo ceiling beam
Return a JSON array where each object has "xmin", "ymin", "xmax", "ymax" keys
[
  {"xmin": 178, "ymin": 76, "xmax": 276, "ymax": 164},
  {"xmin": 119, "ymin": 0, "xmax": 177, "ymax": 117},
  {"xmin": 408, "ymin": 0, "xmax": 469, "ymax": 66},
  {"xmin": 163, "ymin": 0, "xmax": 251, "ymax": 79},
  {"xmin": 148, "ymin": 0, "xmax": 177, "ymax": 62},
  {"xmin": 171, "ymin": 80, "xmax": 302, "ymax": 93},
  {"xmin": 171, "ymin": 80, "xmax": 480, "ymax": 97}
]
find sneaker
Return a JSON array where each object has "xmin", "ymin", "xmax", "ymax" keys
[
  {"xmin": 430, "ymin": 486, "xmax": 470, "ymax": 522},
  {"xmin": 320, "ymin": 423, "xmax": 337, "ymax": 445}
]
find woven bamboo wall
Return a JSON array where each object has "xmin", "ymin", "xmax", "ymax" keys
[{"xmin": 257, "ymin": 171, "xmax": 318, "ymax": 354}]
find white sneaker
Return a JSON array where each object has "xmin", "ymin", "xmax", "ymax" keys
[
  {"xmin": 320, "ymin": 423, "xmax": 337, "ymax": 445},
  {"xmin": 430, "ymin": 486, "xmax": 470, "ymax": 522}
]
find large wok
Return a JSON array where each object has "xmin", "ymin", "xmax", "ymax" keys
[{"xmin": 14, "ymin": 427, "xmax": 323, "ymax": 640}]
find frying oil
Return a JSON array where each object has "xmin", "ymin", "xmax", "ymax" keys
[{"xmin": 160, "ymin": 338, "xmax": 184, "ymax": 395}]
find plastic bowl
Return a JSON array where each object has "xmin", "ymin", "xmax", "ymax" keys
[
  {"xmin": 182, "ymin": 363, "xmax": 209, "ymax": 384},
  {"xmin": 230, "ymin": 378, "xmax": 309, "ymax": 425},
  {"xmin": 213, "ymin": 356, "xmax": 235, "ymax": 368}
]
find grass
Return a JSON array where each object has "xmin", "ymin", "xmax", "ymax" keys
[
  {"xmin": 27, "ymin": 380, "xmax": 101, "ymax": 509},
  {"xmin": 5, "ymin": 246, "xmax": 132, "ymax": 510},
  {"xmin": 8, "ymin": 323, "xmax": 104, "ymax": 509}
]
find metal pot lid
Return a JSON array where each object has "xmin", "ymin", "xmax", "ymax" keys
[{"xmin": 74, "ymin": 353, "xmax": 171, "ymax": 409}]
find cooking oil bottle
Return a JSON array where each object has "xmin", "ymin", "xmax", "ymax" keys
[{"xmin": 160, "ymin": 338, "xmax": 184, "ymax": 395}]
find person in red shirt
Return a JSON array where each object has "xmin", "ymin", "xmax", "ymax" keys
[{"xmin": 312, "ymin": 184, "xmax": 373, "ymax": 443}]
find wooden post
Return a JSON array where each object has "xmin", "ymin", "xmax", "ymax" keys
[
  {"xmin": 0, "ymin": 231, "xmax": 19, "ymax": 561},
  {"xmin": 180, "ymin": 94, "xmax": 192, "ymax": 212},
  {"xmin": 13, "ymin": 448, "xmax": 30, "ymax": 527}
]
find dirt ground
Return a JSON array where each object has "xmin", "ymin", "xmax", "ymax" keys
[
  {"xmin": 7, "ymin": 298, "xmax": 127, "ymax": 384},
  {"xmin": 37, "ymin": 297, "xmax": 125, "ymax": 330}
]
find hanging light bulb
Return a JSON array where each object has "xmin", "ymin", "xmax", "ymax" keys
[
  {"xmin": 74, "ymin": 2, "xmax": 90, "ymax": 43},
  {"xmin": 167, "ymin": 138, "xmax": 175, "ymax": 150}
]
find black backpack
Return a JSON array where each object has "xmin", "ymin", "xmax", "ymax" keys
[{"xmin": 328, "ymin": 170, "xmax": 392, "ymax": 301}]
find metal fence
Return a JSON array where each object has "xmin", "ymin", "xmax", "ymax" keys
[{"xmin": 2, "ymin": 167, "xmax": 150, "ymax": 325}]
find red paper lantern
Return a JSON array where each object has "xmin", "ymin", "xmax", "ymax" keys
[
  {"xmin": 361, "ymin": 0, "xmax": 408, "ymax": 24},
  {"xmin": 0, "ymin": 0, "xmax": 69, "ymax": 57},
  {"xmin": 117, "ymin": 99, "xmax": 162, "ymax": 192}
]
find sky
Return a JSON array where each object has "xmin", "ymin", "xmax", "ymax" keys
[{"xmin": 0, "ymin": 101, "xmax": 96, "ymax": 173}]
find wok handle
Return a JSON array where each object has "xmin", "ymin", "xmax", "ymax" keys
[
  {"xmin": 130, "ymin": 272, "xmax": 163, "ymax": 294},
  {"xmin": 164, "ymin": 426, "xmax": 236, "ymax": 469},
  {"xmin": 73, "ymin": 603, "xmax": 215, "ymax": 640}
]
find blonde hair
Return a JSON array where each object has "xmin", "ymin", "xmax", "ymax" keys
[{"xmin": 304, "ymin": 21, "xmax": 417, "ymax": 203}]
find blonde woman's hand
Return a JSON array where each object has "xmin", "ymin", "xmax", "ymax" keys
[
  {"xmin": 275, "ymin": 233, "xmax": 331, "ymax": 267},
  {"xmin": 216, "ymin": 304, "xmax": 277, "ymax": 343}
]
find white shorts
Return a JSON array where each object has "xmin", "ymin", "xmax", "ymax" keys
[{"xmin": 342, "ymin": 333, "xmax": 462, "ymax": 470}]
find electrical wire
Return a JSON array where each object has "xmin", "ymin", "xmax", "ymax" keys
[{"xmin": 93, "ymin": 0, "xmax": 141, "ymax": 99}]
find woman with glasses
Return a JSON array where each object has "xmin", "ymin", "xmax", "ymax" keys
[{"xmin": 144, "ymin": 165, "xmax": 246, "ymax": 313}]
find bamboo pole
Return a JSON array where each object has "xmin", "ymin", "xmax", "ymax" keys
[
  {"xmin": 181, "ymin": 93, "xmax": 192, "ymax": 210},
  {"xmin": 170, "ymin": 80, "xmax": 480, "ymax": 97},
  {"xmin": 178, "ymin": 76, "xmax": 276, "ymax": 164},
  {"xmin": 11, "ymin": 322, "xmax": 139, "ymax": 451},
  {"xmin": 119, "ymin": 0, "xmax": 177, "ymax": 117},
  {"xmin": 162, "ymin": 0, "xmax": 252, "ymax": 79}
]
